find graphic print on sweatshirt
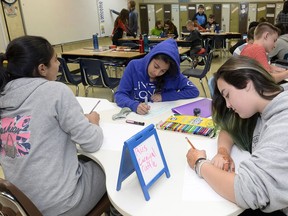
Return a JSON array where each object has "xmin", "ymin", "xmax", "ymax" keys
[
  {"xmin": 0, "ymin": 115, "xmax": 31, "ymax": 158},
  {"xmin": 134, "ymin": 81, "xmax": 157, "ymax": 100}
]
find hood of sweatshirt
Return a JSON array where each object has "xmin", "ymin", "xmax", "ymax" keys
[
  {"xmin": 141, "ymin": 38, "xmax": 181, "ymax": 75},
  {"xmin": 0, "ymin": 78, "xmax": 48, "ymax": 112}
]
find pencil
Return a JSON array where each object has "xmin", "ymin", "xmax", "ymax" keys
[
  {"xmin": 89, "ymin": 100, "xmax": 101, "ymax": 114},
  {"xmin": 185, "ymin": 137, "xmax": 195, "ymax": 149}
]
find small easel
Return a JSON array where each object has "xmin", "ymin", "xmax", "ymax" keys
[{"xmin": 116, "ymin": 124, "xmax": 170, "ymax": 201}]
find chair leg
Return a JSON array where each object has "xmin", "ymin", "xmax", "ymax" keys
[
  {"xmin": 199, "ymin": 79, "xmax": 208, "ymax": 97},
  {"xmin": 85, "ymin": 87, "xmax": 89, "ymax": 97},
  {"xmin": 76, "ymin": 86, "xmax": 79, "ymax": 96}
]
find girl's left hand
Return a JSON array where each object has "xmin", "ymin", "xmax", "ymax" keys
[{"xmin": 151, "ymin": 93, "xmax": 162, "ymax": 102}]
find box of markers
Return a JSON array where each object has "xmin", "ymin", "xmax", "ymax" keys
[{"xmin": 156, "ymin": 115, "xmax": 217, "ymax": 138}]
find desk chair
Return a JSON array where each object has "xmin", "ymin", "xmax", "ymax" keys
[
  {"xmin": 0, "ymin": 178, "xmax": 42, "ymax": 216},
  {"xmin": 79, "ymin": 58, "xmax": 121, "ymax": 101},
  {"xmin": 57, "ymin": 57, "xmax": 82, "ymax": 96},
  {"xmin": 182, "ymin": 51, "xmax": 214, "ymax": 97},
  {"xmin": 208, "ymin": 76, "xmax": 215, "ymax": 98}
]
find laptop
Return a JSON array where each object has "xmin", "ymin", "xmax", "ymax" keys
[{"xmin": 171, "ymin": 98, "xmax": 212, "ymax": 117}]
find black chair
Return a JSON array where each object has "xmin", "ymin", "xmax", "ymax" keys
[
  {"xmin": 182, "ymin": 51, "xmax": 214, "ymax": 97},
  {"xmin": 79, "ymin": 58, "xmax": 121, "ymax": 101},
  {"xmin": 57, "ymin": 57, "xmax": 82, "ymax": 96},
  {"xmin": 0, "ymin": 178, "xmax": 42, "ymax": 216}
]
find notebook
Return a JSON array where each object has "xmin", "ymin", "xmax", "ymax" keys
[{"xmin": 171, "ymin": 98, "xmax": 212, "ymax": 117}]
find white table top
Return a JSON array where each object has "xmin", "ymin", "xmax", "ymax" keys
[{"xmin": 76, "ymin": 97, "xmax": 249, "ymax": 216}]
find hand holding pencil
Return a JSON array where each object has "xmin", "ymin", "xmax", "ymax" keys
[
  {"xmin": 185, "ymin": 137, "xmax": 207, "ymax": 170},
  {"xmin": 85, "ymin": 100, "xmax": 101, "ymax": 125}
]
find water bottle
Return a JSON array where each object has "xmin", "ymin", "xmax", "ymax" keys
[
  {"xmin": 139, "ymin": 34, "xmax": 144, "ymax": 53},
  {"xmin": 215, "ymin": 24, "xmax": 220, "ymax": 33},
  {"xmin": 144, "ymin": 34, "xmax": 149, "ymax": 53},
  {"xmin": 93, "ymin": 33, "xmax": 99, "ymax": 50}
]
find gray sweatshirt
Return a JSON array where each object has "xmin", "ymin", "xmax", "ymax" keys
[
  {"xmin": 269, "ymin": 34, "xmax": 288, "ymax": 60},
  {"xmin": 235, "ymin": 84, "xmax": 288, "ymax": 214},
  {"xmin": 0, "ymin": 78, "xmax": 104, "ymax": 215}
]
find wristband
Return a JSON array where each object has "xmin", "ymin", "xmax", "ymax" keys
[
  {"xmin": 194, "ymin": 157, "xmax": 206, "ymax": 173},
  {"xmin": 196, "ymin": 159, "xmax": 211, "ymax": 178}
]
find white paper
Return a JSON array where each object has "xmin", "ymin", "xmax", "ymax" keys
[{"xmin": 182, "ymin": 146, "xmax": 251, "ymax": 201}]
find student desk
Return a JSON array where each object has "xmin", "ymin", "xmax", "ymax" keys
[
  {"xmin": 61, "ymin": 47, "xmax": 190, "ymax": 64},
  {"xmin": 61, "ymin": 48, "xmax": 146, "ymax": 65},
  {"xmin": 76, "ymin": 97, "xmax": 249, "ymax": 216},
  {"xmin": 119, "ymin": 36, "xmax": 190, "ymax": 47}
]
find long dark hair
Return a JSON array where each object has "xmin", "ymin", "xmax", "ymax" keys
[
  {"xmin": 0, "ymin": 35, "xmax": 54, "ymax": 93},
  {"xmin": 153, "ymin": 54, "xmax": 177, "ymax": 93},
  {"xmin": 212, "ymin": 56, "xmax": 282, "ymax": 152}
]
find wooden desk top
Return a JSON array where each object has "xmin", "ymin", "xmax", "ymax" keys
[
  {"xmin": 62, "ymin": 48, "xmax": 146, "ymax": 59},
  {"xmin": 61, "ymin": 47, "xmax": 190, "ymax": 59}
]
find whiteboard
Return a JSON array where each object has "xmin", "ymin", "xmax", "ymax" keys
[{"xmin": 20, "ymin": 0, "xmax": 127, "ymax": 45}]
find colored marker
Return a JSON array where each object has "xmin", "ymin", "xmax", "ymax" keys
[{"xmin": 126, "ymin": 119, "xmax": 145, "ymax": 126}]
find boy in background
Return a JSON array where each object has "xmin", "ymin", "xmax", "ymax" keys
[
  {"xmin": 241, "ymin": 22, "xmax": 288, "ymax": 83},
  {"xmin": 233, "ymin": 26, "xmax": 256, "ymax": 56},
  {"xmin": 205, "ymin": 14, "xmax": 218, "ymax": 31},
  {"xmin": 192, "ymin": 5, "xmax": 207, "ymax": 28}
]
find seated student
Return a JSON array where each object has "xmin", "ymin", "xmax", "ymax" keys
[
  {"xmin": 241, "ymin": 22, "xmax": 288, "ymax": 83},
  {"xmin": 163, "ymin": 19, "xmax": 179, "ymax": 39},
  {"xmin": 151, "ymin": 20, "xmax": 164, "ymax": 37},
  {"xmin": 229, "ymin": 21, "xmax": 259, "ymax": 54},
  {"xmin": 183, "ymin": 20, "xmax": 203, "ymax": 54},
  {"xmin": 205, "ymin": 14, "xmax": 218, "ymax": 31},
  {"xmin": 269, "ymin": 23, "xmax": 288, "ymax": 61},
  {"xmin": 186, "ymin": 56, "xmax": 288, "ymax": 216},
  {"xmin": 233, "ymin": 26, "xmax": 256, "ymax": 56},
  {"xmin": 0, "ymin": 36, "xmax": 106, "ymax": 215},
  {"xmin": 114, "ymin": 39, "xmax": 199, "ymax": 115}
]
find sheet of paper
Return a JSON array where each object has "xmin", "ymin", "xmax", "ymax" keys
[
  {"xmin": 77, "ymin": 97, "xmax": 116, "ymax": 113},
  {"xmin": 182, "ymin": 146, "xmax": 251, "ymax": 201},
  {"xmin": 100, "ymin": 122, "xmax": 145, "ymax": 151},
  {"xmin": 143, "ymin": 101, "xmax": 177, "ymax": 119}
]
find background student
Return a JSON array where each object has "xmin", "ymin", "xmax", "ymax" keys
[
  {"xmin": 240, "ymin": 22, "xmax": 288, "ymax": 83},
  {"xmin": 186, "ymin": 56, "xmax": 288, "ymax": 216},
  {"xmin": 229, "ymin": 21, "xmax": 259, "ymax": 54},
  {"xmin": 151, "ymin": 20, "xmax": 164, "ymax": 36},
  {"xmin": 163, "ymin": 19, "xmax": 179, "ymax": 39},
  {"xmin": 276, "ymin": 1, "xmax": 288, "ymax": 27},
  {"xmin": 114, "ymin": 39, "xmax": 199, "ymax": 115},
  {"xmin": 192, "ymin": 4, "xmax": 207, "ymax": 28},
  {"xmin": 205, "ymin": 14, "xmax": 218, "ymax": 31},
  {"xmin": 269, "ymin": 23, "xmax": 288, "ymax": 61},
  {"xmin": 112, "ymin": 9, "xmax": 131, "ymax": 46},
  {"xmin": 0, "ymin": 35, "xmax": 106, "ymax": 215},
  {"xmin": 127, "ymin": 0, "xmax": 138, "ymax": 37},
  {"xmin": 233, "ymin": 26, "xmax": 256, "ymax": 56},
  {"xmin": 183, "ymin": 20, "xmax": 203, "ymax": 54}
]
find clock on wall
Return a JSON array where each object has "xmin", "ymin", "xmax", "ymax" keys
[{"xmin": 2, "ymin": 0, "xmax": 17, "ymax": 4}]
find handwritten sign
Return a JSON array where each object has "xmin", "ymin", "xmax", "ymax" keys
[{"xmin": 116, "ymin": 124, "xmax": 170, "ymax": 201}]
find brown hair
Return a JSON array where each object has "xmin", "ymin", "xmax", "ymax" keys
[{"xmin": 254, "ymin": 22, "xmax": 281, "ymax": 40}]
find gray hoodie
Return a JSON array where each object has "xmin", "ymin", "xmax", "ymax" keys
[
  {"xmin": 269, "ymin": 34, "xmax": 288, "ymax": 60},
  {"xmin": 0, "ymin": 78, "xmax": 104, "ymax": 215},
  {"xmin": 235, "ymin": 84, "xmax": 288, "ymax": 214}
]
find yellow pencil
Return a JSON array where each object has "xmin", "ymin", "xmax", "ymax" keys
[{"xmin": 185, "ymin": 137, "xmax": 195, "ymax": 149}]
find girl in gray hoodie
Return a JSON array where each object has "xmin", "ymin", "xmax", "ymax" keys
[{"xmin": 0, "ymin": 36, "xmax": 106, "ymax": 216}]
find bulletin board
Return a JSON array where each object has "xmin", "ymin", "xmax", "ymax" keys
[{"xmin": 19, "ymin": 0, "xmax": 127, "ymax": 45}]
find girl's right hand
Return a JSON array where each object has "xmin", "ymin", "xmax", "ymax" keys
[
  {"xmin": 136, "ymin": 103, "xmax": 150, "ymax": 115},
  {"xmin": 211, "ymin": 147, "xmax": 235, "ymax": 172}
]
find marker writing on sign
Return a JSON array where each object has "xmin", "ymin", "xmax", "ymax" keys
[{"xmin": 126, "ymin": 119, "xmax": 145, "ymax": 126}]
